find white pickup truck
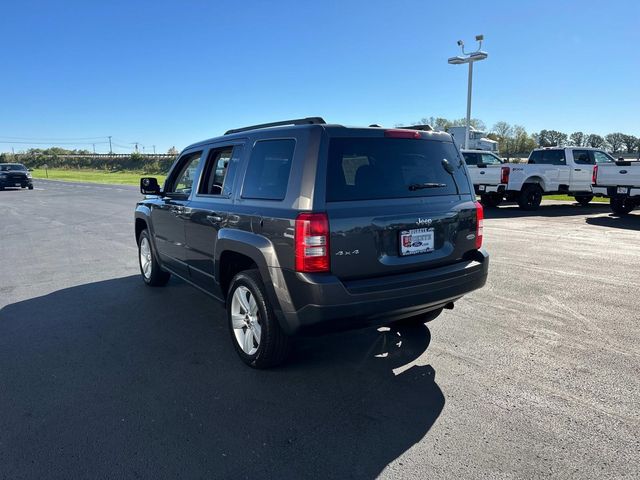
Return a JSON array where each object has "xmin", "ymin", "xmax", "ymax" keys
[
  {"xmin": 461, "ymin": 149, "xmax": 510, "ymax": 207},
  {"xmin": 592, "ymin": 159, "xmax": 640, "ymax": 215},
  {"xmin": 464, "ymin": 147, "xmax": 615, "ymax": 210}
]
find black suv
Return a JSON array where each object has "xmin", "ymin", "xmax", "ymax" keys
[
  {"xmin": 0, "ymin": 163, "xmax": 34, "ymax": 190},
  {"xmin": 135, "ymin": 118, "xmax": 488, "ymax": 367}
]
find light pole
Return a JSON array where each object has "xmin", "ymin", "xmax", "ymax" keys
[{"xmin": 448, "ymin": 35, "xmax": 488, "ymax": 150}]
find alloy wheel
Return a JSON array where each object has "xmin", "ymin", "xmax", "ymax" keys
[{"xmin": 230, "ymin": 286, "xmax": 261, "ymax": 355}]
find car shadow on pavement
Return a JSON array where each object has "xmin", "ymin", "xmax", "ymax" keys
[
  {"xmin": 483, "ymin": 201, "xmax": 611, "ymax": 219},
  {"xmin": 0, "ymin": 275, "xmax": 444, "ymax": 480},
  {"xmin": 585, "ymin": 213, "xmax": 640, "ymax": 231}
]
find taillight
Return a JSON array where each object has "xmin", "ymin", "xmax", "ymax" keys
[
  {"xmin": 295, "ymin": 213, "xmax": 330, "ymax": 272},
  {"xmin": 475, "ymin": 201, "xmax": 484, "ymax": 249},
  {"xmin": 500, "ymin": 166, "xmax": 510, "ymax": 184},
  {"xmin": 592, "ymin": 165, "xmax": 598, "ymax": 185},
  {"xmin": 384, "ymin": 129, "xmax": 422, "ymax": 139}
]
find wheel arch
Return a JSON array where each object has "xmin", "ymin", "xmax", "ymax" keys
[
  {"xmin": 215, "ymin": 229, "xmax": 290, "ymax": 326},
  {"xmin": 522, "ymin": 176, "xmax": 546, "ymax": 191}
]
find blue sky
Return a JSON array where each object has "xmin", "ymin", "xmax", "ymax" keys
[{"xmin": 1, "ymin": 0, "xmax": 638, "ymax": 153}]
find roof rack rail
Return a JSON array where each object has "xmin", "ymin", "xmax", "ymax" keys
[
  {"xmin": 400, "ymin": 124, "xmax": 433, "ymax": 131},
  {"xmin": 224, "ymin": 117, "xmax": 326, "ymax": 135}
]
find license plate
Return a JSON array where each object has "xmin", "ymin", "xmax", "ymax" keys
[
  {"xmin": 617, "ymin": 187, "xmax": 628, "ymax": 194},
  {"xmin": 479, "ymin": 185, "xmax": 486, "ymax": 191},
  {"xmin": 400, "ymin": 228, "xmax": 434, "ymax": 256}
]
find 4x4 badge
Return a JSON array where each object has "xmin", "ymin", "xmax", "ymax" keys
[{"xmin": 416, "ymin": 218, "xmax": 433, "ymax": 226}]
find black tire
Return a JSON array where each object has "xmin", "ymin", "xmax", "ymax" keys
[
  {"xmin": 480, "ymin": 193, "xmax": 502, "ymax": 208},
  {"xmin": 575, "ymin": 194, "xmax": 593, "ymax": 206},
  {"xmin": 396, "ymin": 308, "xmax": 444, "ymax": 327},
  {"xmin": 28, "ymin": 184, "xmax": 34, "ymax": 190},
  {"xmin": 227, "ymin": 269, "xmax": 291, "ymax": 368},
  {"xmin": 137, "ymin": 229, "xmax": 171, "ymax": 286},
  {"xmin": 610, "ymin": 196, "xmax": 635, "ymax": 216},
  {"xmin": 518, "ymin": 184, "xmax": 543, "ymax": 210}
]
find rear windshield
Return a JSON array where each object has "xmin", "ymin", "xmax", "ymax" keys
[{"xmin": 326, "ymin": 138, "xmax": 470, "ymax": 202}]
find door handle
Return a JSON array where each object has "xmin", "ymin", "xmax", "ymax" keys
[
  {"xmin": 170, "ymin": 206, "xmax": 185, "ymax": 215},
  {"xmin": 479, "ymin": 171, "xmax": 485, "ymax": 174},
  {"xmin": 207, "ymin": 215, "xmax": 223, "ymax": 223},
  {"xmin": 574, "ymin": 169, "xmax": 582, "ymax": 172},
  {"xmin": 620, "ymin": 170, "xmax": 627, "ymax": 174}
]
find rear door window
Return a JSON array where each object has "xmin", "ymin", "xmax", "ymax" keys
[
  {"xmin": 542, "ymin": 150, "xmax": 566, "ymax": 165},
  {"xmin": 326, "ymin": 137, "xmax": 470, "ymax": 202},
  {"xmin": 530, "ymin": 150, "xmax": 565, "ymax": 165},
  {"xmin": 198, "ymin": 146, "xmax": 240, "ymax": 196},
  {"xmin": 242, "ymin": 139, "xmax": 295, "ymax": 200},
  {"xmin": 462, "ymin": 152, "xmax": 479, "ymax": 165}
]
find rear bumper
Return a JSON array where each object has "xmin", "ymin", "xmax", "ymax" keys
[
  {"xmin": 274, "ymin": 250, "xmax": 489, "ymax": 335},
  {"xmin": 475, "ymin": 184, "xmax": 506, "ymax": 195},
  {"xmin": 592, "ymin": 186, "xmax": 640, "ymax": 198}
]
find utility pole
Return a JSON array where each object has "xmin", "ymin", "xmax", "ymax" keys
[
  {"xmin": 152, "ymin": 145, "xmax": 156, "ymax": 155},
  {"xmin": 92, "ymin": 144, "xmax": 96, "ymax": 154},
  {"xmin": 134, "ymin": 142, "xmax": 139, "ymax": 153},
  {"xmin": 108, "ymin": 136, "xmax": 113, "ymax": 154}
]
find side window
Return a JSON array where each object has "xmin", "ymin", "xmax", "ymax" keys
[
  {"xmin": 528, "ymin": 150, "xmax": 542, "ymax": 164},
  {"xmin": 481, "ymin": 153, "xmax": 502, "ymax": 165},
  {"xmin": 167, "ymin": 151, "xmax": 202, "ymax": 195},
  {"xmin": 593, "ymin": 151, "xmax": 614, "ymax": 164},
  {"xmin": 462, "ymin": 152, "xmax": 478, "ymax": 166},
  {"xmin": 198, "ymin": 146, "xmax": 240, "ymax": 196},
  {"xmin": 573, "ymin": 150, "xmax": 594, "ymax": 165},
  {"xmin": 242, "ymin": 139, "xmax": 295, "ymax": 200},
  {"xmin": 539, "ymin": 150, "xmax": 566, "ymax": 165}
]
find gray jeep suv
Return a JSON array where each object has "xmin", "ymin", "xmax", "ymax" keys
[{"xmin": 135, "ymin": 118, "xmax": 488, "ymax": 367}]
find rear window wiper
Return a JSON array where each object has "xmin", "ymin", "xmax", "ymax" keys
[{"xmin": 408, "ymin": 182, "xmax": 447, "ymax": 191}]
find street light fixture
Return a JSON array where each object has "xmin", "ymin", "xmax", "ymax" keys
[{"xmin": 448, "ymin": 35, "xmax": 488, "ymax": 149}]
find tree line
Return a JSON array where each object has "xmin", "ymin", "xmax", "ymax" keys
[
  {"xmin": 413, "ymin": 117, "xmax": 639, "ymax": 159},
  {"xmin": 0, "ymin": 147, "xmax": 177, "ymax": 173}
]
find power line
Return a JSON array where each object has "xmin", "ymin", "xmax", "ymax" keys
[
  {"xmin": 0, "ymin": 135, "xmax": 108, "ymax": 141},
  {"xmin": 0, "ymin": 140, "xmax": 109, "ymax": 145}
]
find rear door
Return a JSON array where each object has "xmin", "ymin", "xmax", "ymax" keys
[
  {"xmin": 529, "ymin": 149, "xmax": 569, "ymax": 190},
  {"xmin": 569, "ymin": 149, "xmax": 596, "ymax": 192},
  {"xmin": 323, "ymin": 132, "xmax": 479, "ymax": 280}
]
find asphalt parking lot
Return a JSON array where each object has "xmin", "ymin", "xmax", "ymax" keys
[{"xmin": 1, "ymin": 180, "xmax": 638, "ymax": 479}]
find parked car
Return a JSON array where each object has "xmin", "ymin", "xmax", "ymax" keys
[
  {"xmin": 461, "ymin": 149, "xmax": 510, "ymax": 207},
  {"xmin": 460, "ymin": 147, "xmax": 614, "ymax": 210},
  {"xmin": 0, "ymin": 163, "xmax": 33, "ymax": 190},
  {"xmin": 592, "ymin": 159, "xmax": 640, "ymax": 215},
  {"xmin": 134, "ymin": 117, "xmax": 489, "ymax": 368}
]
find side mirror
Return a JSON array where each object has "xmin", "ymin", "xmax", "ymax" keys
[
  {"xmin": 140, "ymin": 177, "xmax": 161, "ymax": 195},
  {"xmin": 28, "ymin": 168, "xmax": 33, "ymax": 172}
]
